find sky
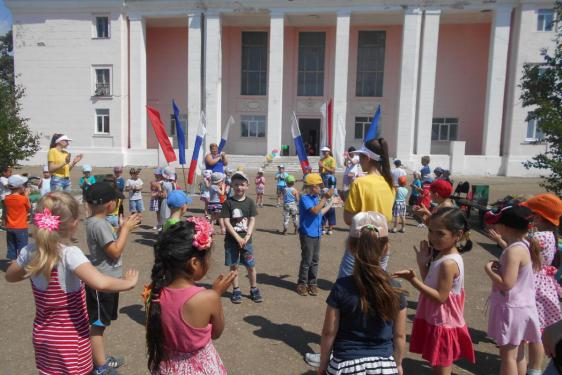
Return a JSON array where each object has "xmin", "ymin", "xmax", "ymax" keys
[{"xmin": 0, "ymin": 0, "xmax": 11, "ymax": 35}]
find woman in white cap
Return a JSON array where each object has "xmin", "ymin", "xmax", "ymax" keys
[
  {"xmin": 319, "ymin": 147, "xmax": 336, "ymax": 183},
  {"xmin": 47, "ymin": 133, "xmax": 83, "ymax": 192}
]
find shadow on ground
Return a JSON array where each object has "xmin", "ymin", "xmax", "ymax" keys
[
  {"xmin": 120, "ymin": 304, "xmax": 145, "ymax": 326},
  {"xmin": 257, "ymin": 273, "xmax": 333, "ymax": 292}
]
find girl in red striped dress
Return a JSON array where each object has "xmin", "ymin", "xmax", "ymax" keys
[{"xmin": 6, "ymin": 192, "xmax": 139, "ymax": 375}]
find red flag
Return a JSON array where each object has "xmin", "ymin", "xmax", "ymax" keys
[
  {"xmin": 327, "ymin": 99, "xmax": 333, "ymax": 149},
  {"xmin": 147, "ymin": 106, "xmax": 177, "ymax": 163}
]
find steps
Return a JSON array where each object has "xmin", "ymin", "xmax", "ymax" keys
[{"xmin": 226, "ymin": 155, "xmax": 324, "ymax": 172}]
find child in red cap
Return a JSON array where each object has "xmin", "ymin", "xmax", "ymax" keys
[{"xmin": 413, "ymin": 180, "xmax": 454, "ymax": 224}]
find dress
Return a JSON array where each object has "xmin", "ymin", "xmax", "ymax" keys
[
  {"xmin": 410, "ymin": 254, "xmax": 475, "ymax": 367},
  {"xmin": 487, "ymin": 241, "xmax": 541, "ymax": 346},
  {"xmin": 255, "ymin": 176, "xmax": 265, "ymax": 194},
  {"xmin": 532, "ymin": 231, "xmax": 561, "ymax": 329}
]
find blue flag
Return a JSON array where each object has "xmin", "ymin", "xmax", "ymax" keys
[
  {"xmin": 364, "ymin": 105, "xmax": 381, "ymax": 143},
  {"xmin": 172, "ymin": 100, "xmax": 186, "ymax": 165}
]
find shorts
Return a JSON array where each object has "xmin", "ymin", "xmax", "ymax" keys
[
  {"xmin": 256, "ymin": 187, "xmax": 265, "ymax": 194},
  {"xmin": 276, "ymin": 186, "xmax": 285, "ymax": 195},
  {"xmin": 200, "ymin": 191, "xmax": 210, "ymax": 202},
  {"xmin": 129, "ymin": 199, "xmax": 144, "ymax": 213},
  {"xmin": 392, "ymin": 201, "xmax": 407, "ymax": 217},
  {"xmin": 86, "ymin": 286, "xmax": 119, "ymax": 326},
  {"xmin": 408, "ymin": 195, "xmax": 418, "ymax": 206},
  {"xmin": 149, "ymin": 198, "xmax": 161, "ymax": 212},
  {"xmin": 208, "ymin": 203, "xmax": 223, "ymax": 214},
  {"xmin": 323, "ymin": 208, "xmax": 336, "ymax": 226},
  {"xmin": 224, "ymin": 240, "xmax": 255, "ymax": 268}
]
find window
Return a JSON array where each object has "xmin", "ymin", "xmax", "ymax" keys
[
  {"xmin": 297, "ymin": 32, "xmax": 325, "ymax": 96},
  {"xmin": 241, "ymin": 32, "xmax": 268, "ymax": 96},
  {"xmin": 354, "ymin": 116, "xmax": 373, "ymax": 140},
  {"xmin": 94, "ymin": 68, "xmax": 111, "ymax": 96},
  {"xmin": 356, "ymin": 31, "xmax": 386, "ymax": 97},
  {"xmin": 95, "ymin": 16, "xmax": 110, "ymax": 38},
  {"xmin": 95, "ymin": 109, "xmax": 110, "ymax": 134},
  {"xmin": 526, "ymin": 114, "xmax": 545, "ymax": 142},
  {"xmin": 431, "ymin": 118, "xmax": 459, "ymax": 141},
  {"xmin": 240, "ymin": 115, "xmax": 266, "ymax": 138},
  {"xmin": 537, "ymin": 9, "xmax": 554, "ymax": 31},
  {"xmin": 170, "ymin": 113, "xmax": 189, "ymax": 147}
]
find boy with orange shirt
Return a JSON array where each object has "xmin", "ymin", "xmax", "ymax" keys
[{"xmin": 2, "ymin": 175, "xmax": 31, "ymax": 260}]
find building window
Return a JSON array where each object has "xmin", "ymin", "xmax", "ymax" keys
[
  {"xmin": 95, "ymin": 16, "xmax": 110, "ymax": 38},
  {"xmin": 526, "ymin": 114, "xmax": 545, "ymax": 142},
  {"xmin": 240, "ymin": 115, "xmax": 266, "ymax": 138},
  {"xmin": 241, "ymin": 32, "xmax": 268, "ymax": 96},
  {"xmin": 356, "ymin": 31, "xmax": 386, "ymax": 97},
  {"xmin": 170, "ymin": 113, "xmax": 189, "ymax": 147},
  {"xmin": 95, "ymin": 109, "xmax": 110, "ymax": 134},
  {"xmin": 94, "ymin": 68, "xmax": 111, "ymax": 96},
  {"xmin": 432, "ymin": 118, "xmax": 459, "ymax": 141},
  {"xmin": 354, "ymin": 116, "xmax": 373, "ymax": 140},
  {"xmin": 537, "ymin": 9, "xmax": 554, "ymax": 31},
  {"xmin": 297, "ymin": 32, "xmax": 325, "ymax": 97}
]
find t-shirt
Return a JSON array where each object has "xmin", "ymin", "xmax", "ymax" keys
[
  {"xmin": 326, "ymin": 276, "xmax": 407, "ymax": 360},
  {"xmin": 420, "ymin": 165, "xmax": 431, "ymax": 178},
  {"xmin": 299, "ymin": 194, "xmax": 322, "ymax": 238},
  {"xmin": 320, "ymin": 156, "xmax": 336, "ymax": 175},
  {"xmin": 163, "ymin": 217, "xmax": 180, "ymax": 231},
  {"xmin": 0, "ymin": 176, "xmax": 10, "ymax": 199},
  {"xmin": 411, "ymin": 179, "xmax": 422, "ymax": 197},
  {"xmin": 79, "ymin": 176, "xmax": 96, "ymax": 192},
  {"xmin": 40, "ymin": 178, "xmax": 51, "ymax": 196},
  {"xmin": 221, "ymin": 196, "xmax": 257, "ymax": 244},
  {"xmin": 255, "ymin": 176, "xmax": 265, "ymax": 190},
  {"xmin": 209, "ymin": 184, "xmax": 222, "ymax": 203},
  {"xmin": 85, "ymin": 216, "xmax": 120, "ymax": 277},
  {"xmin": 126, "ymin": 178, "xmax": 143, "ymax": 200},
  {"xmin": 395, "ymin": 187, "xmax": 408, "ymax": 202},
  {"xmin": 275, "ymin": 172, "xmax": 288, "ymax": 188},
  {"xmin": 17, "ymin": 243, "xmax": 89, "ymax": 292},
  {"xmin": 47, "ymin": 148, "xmax": 70, "ymax": 178},
  {"xmin": 325, "ymin": 174, "xmax": 337, "ymax": 190},
  {"xmin": 391, "ymin": 167, "xmax": 407, "ymax": 187},
  {"xmin": 115, "ymin": 177, "xmax": 125, "ymax": 192},
  {"xmin": 3, "ymin": 193, "xmax": 31, "ymax": 229},
  {"xmin": 344, "ymin": 174, "xmax": 395, "ymax": 221},
  {"xmin": 343, "ymin": 162, "xmax": 359, "ymax": 190}
]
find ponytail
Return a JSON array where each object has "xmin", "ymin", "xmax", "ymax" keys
[
  {"xmin": 146, "ymin": 257, "xmax": 169, "ymax": 373},
  {"xmin": 365, "ymin": 138, "xmax": 393, "ymax": 190},
  {"xmin": 528, "ymin": 237, "xmax": 543, "ymax": 272}
]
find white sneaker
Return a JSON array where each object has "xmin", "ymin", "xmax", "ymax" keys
[
  {"xmin": 417, "ymin": 223, "xmax": 427, "ymax": 228},
  {"xmin": 304, "ymin": 352, "xmax": 320, "ymax": 367}
]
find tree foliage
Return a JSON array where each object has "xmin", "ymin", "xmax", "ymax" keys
[{"xmin": 520, "ymin": 2, "xmax": 562, "ymax": 196}]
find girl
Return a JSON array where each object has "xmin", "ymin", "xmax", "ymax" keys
[
  {"xmin": 158, "ymin": 167, "xmax": 178, "ymax": 231},
  {"xmin": 483, "ymin": 205, "xmax": 541, "ymax": 375},
  {"xmin": 255, "ymin": 168, "xmax": 265, "ymax": 208},
  {"xmin": 199, "ymin": 170, "xmax": 212, "ymax": 218},
  {"xmin": 394, "ymin": 207, "xmax": 475, "ymax": 374},
  {"xmin": 208, "ymin": 172, "xmax": 226, "ymax": 234},
  {"xmin": 6, "ymin": 192, "xmax": 138, "ymax": 375},
  {"xmin": 413, "ymin": 179, "xmax": 454, "ymax": 225},
  {"xmin": 145, "ymin": 219, "xmax": 236, "ymax": 374},
  {"xmin": 150, "ymin": 167, "xmax": 164, "ymax": 231},
  {"xmin": 318, "ymin": 212, "xmax": 407, "ymax": 375}
]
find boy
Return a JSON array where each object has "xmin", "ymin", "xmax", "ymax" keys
[
  {"xmin": 420, "ymin": 155, "xmax": 431, "ymax": 179},
  {"xmin": 39, "ymin": 165, "xmax": 51, "ymax": 196},
  {"xmin": 281, "ymin": 175, "xmax": 299, "ymax": 235},
  {"xmin": 391, "ymin": 159, "xmax": 407, "ymax": 188},
  {"xmin": 413, "ymin": 180, "xmax": 454, "ymax": 225},
  {"xmin": 125, "ymin": 168, "xmax": 144, "ymax": 214},
  {"xmin": 163, "ymin": 190, "xmax": 191, "ymax": 230},
  {"xmin": 275, "ymin": 165, "xmax": 288, "ymax": 207},
  {"xmin": 0, "ymin": 165, "xmax": 13, "ymax": 224},
  {"xmin": 297, "ymin": 173, "xmax": 333, "ymax": 296},
  {"xmin": 322, "ymin": 173, "xmax": 338, "ymax": 235},
  {"xmin": 391, "ymin": 175, "xmax": 409, "ymax": 233},
  {"xmin": 3, "ymin": 175, "xmax": 30, "ymax": 260},
  {"xmin": 113, "ymin": 166, "xmax": 125, "ymax": 216},
  {"xmin": 80, "ymin": 164, "xmax": 96, "ymax": 197},
  {"xmin": 85, "ymin": 182, "xmax": 141, "ymax": 375},
  {"xmin": 220, "ymin": 171, "xmax": 262, "ymax": 304}
]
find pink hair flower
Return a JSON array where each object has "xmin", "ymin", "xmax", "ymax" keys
[
  {"xmin": 186, "ymin": 216, "xmax": 213, "ymax": 250},
  {"xmin": 34, "ymin": 208, "xmax": 61, "ymax": 232}
]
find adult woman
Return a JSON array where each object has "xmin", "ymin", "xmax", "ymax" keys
[
  {"xmin": 318, "ymin": 147, "xmax": 336, "ymax": 179},
  {"xmin": 205, "ymin": 143, "xmax": 228, "ymax": 173},
  {"xmin": 342, "ymin": 146, "xmax": 360, "ymax": 201},
  {"xmin": 47, "ymin": 134, "xmax": 83, "ymax": 192}
]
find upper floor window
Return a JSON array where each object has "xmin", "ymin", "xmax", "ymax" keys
[
  {"xmin": 432, "ymin": 118, "xmax": 458, "ymax": 141},
  {"xmin": 297, "ymin": 32, "xmax": 325, "ymax": 97},
  {"xmin": 170, "ymin": 113, "xmax": 189, "ymax": 147},
  {"xmin": 94, "ymin": 67, "xmax": 111, "ymax": 96},
  {"xmin": 356, "ymin": 31, "xmax": 386, "ymax": 97},
  {"xmin": 526, "ymin": 114, "xmax": 545, "ymax": 142},
  {"xmin": 354, "ymin": 116, "xmax": 374, "ymax": 140},
  {"xmin": 240, "ymin": 115, "xmax": 266, "ymax": 138},
  {"xmin": 95, "ymin": 16, "xmax": 110, "ymax": 38},
  {"xmin": 241, "ymin": 32, "xmax": 268, "ymax": 96},
  {"xmin": 537, "ymin": 9, "xmax": 554, "ymax": 31},
  {"xmin": 95, "ymin": 109, "xmax": 110, "ymax": 134}
]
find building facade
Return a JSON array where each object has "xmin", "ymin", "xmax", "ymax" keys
[{"xmin": 6, "ymin": 0, "xmax": 557, "ymax": 175}]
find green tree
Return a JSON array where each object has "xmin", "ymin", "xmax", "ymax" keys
[
  {"xmin": 520, "ymin": 2, "xmax": 562, "ymax": 196},
  {"xmin": 0, "ymin": 30, "xmax": 40, "ymax": 167}
]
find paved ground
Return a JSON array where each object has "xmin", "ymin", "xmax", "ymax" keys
[{"xmin": 0, "ymin": 166, "xmax": 548, "ymax": 374}]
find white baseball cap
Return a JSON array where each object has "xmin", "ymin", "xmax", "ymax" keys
[
  {"xmin": 55, "ymin": 135, "xmax": 72, "ymax": 144},
  {"xmin": 43, "ymin": 165, "xmax": 49, "ymax": 172},
  {"xmin": 320, "ymin": 146, "xmax": 331, "ymax": 152},
  {"xmin": 8, "ymin": 174, "xmax": 28, "ymax": 188}
]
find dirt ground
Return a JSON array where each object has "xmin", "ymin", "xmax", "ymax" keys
[{"xmin": 0, "ymin": 167, "xmax": 549, "ymax": 374}]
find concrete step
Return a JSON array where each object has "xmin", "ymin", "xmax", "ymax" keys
[{"xmin": 226, "ymin": 155, "xmax": 326, "ymax": 172}]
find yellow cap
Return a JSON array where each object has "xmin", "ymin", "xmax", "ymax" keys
[{"xmin": 304, "ymin": 173, "xmax": 323, "ymax": 186}]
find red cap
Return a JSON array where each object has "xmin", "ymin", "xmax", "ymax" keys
[
  {"xmin": 430, "ymin": 179, "xmax": 452, "ymax": 198},
  {"xmin": 398, "ymin": 175, "xmax": 407, "ymax": 186}
]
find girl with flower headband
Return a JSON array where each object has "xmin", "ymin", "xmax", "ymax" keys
[
  {"xmin": 145, "ymin": 218, "xmax": 236, "ymax": 374},
  {"xmin": 6, "ymin": 192, "xmax": 139, "ymax": 375}
]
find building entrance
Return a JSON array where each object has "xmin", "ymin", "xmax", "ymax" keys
[{"xmin": 298, "ymin": 118, "xmax": 321, "ymax": 156}]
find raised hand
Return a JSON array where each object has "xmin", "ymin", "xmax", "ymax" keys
[
  {"xmin": 414, "ymin": 240, "xmax": 432, "ymax": 267},
  {"xmin": 392, "ymin": 269, "xmax": 416, "ymax": 281},
  {"xmin": 212, "ymin": 271, "xmax": 237, "ymax": 295},
  {"xmin": 123, "ymin": 213, "xmax": 142, "ymax": 230},
  {"xmin": 123, "ymin": 269, "xmax": 139, "ymax": 287}
]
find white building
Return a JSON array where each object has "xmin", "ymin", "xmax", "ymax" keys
[{"xmin": 6, "ymin": 0, "xmax": 557, "ymax": 175}]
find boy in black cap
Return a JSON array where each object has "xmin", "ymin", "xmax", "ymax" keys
[{"xmin": 84, "ymin": 182, "xmax": 142, "ymax": 374}]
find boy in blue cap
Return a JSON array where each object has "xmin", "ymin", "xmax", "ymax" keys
[{"xmin": 163, "ymin": 190, "xmax": 192, "ymax": 230}]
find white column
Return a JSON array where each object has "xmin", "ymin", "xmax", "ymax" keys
[
  {"xmin": 482, "ymin": 6, "xmax": 512, "ymax": 156},
  {"xmin": 415, "ymin": 10, "xmax": 440, "ymax": 156},
  {"xmin": 395, "ymin": 8, "xmax": 422, "ymax": 159},
  {"xmin": 332, "ymin": 11, "xmax": 351, "ymax": 167},
  {"xmin": 187, "ymin": 13, "xmax": 202, "ymax": 151},
  {"xmin": 204, "ymin": 12, "xmax": 222, "ymax": 149},
  {"xmin": 129, "ymin": 15, "xmax": 147, "ymax": 149},
  {"xmin": 266, "ymin": 12, "xmax": 284, "ymax": 154}
]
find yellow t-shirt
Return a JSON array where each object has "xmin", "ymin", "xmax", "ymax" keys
[
  {"xmin": 320, "ymin": 156, "xmax": 336, "ymax": 174},
  {"xmin": 47, "ymin": 148, "xmax": 70, "ymax": 178},
  {"xmin": 344, "ymin": 174, "xmax": 395, "ymax": 221},
  {"xmin": 110, "ymin": 199, "xmax": 121, "ymax": 216}
]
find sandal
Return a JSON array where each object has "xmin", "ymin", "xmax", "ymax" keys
[{"xmin": 296, "ymin": 284, "xmax": 308, "ymax": 296}]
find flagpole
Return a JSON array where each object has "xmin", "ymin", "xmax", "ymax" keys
[{"xmin": 181, "ymin": 165, "xmax": 188, "ymax": 191}]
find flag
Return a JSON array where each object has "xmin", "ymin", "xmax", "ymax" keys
[
  {"xmin": 187, "ymin": 111, "xmax": 207, "ymax": 185},
  {"xmin": 218, "ymin": 115, "xmax": 235, "ymax": 153},
  {"xmin": 172, "ymin": 100, "xmax": 186, "ymax": 165},
  {"xmin": 364, "ymin": 104, "xmax": 381, "ymax": 142},
  {"xmin": 291, "ymin": 112, "xmax": 310, "ymax": 173},
  {"xmin": 320, "ymin": 101, "xmax": 328, "ymax": 148},
  {"xmin": 327, "ymin": 99, "xmax": 333, "ymax": 149},
  {"xmin": 147, "ymin": 106, "xmax": 177, "ymax": 163}
]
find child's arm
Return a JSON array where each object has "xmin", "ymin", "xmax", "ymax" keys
[
  {"xmin": 393, "ymin": 260, "xmax": 458, "ymax": 304},
  {"xmin": 245, "ymin": 217, "xmax": 256, "ymax": 242},
  {"xmin": 484, "ymin": 245, "xmax": 524, "ymax": 291},
  {"xmin": 219, "ymin": 184, "xmax": 226, "ymax": 195},
  {"xmin": 393, "ymin": 306, "xmax": 407, "ymax": 375},
  {"xmin": 318, "ymin": 306, "xmax": 339, "ymax": 375},
  {"xmin": 209, "ymin": 271, "xmax": 236, "ymax": 339},
  {"xmin": 104, "ymin": 214, "xmax": 142, "ymax": 261},
  {"xmin": 74, "ymin": 263, "xmax": 138, "ymax": 292},
  {"xmin": 125, "ymin": 180, "xmax": 131, "ymax": 192},
  {"xmin": 320, "ymin": 199, "xmax": 334, "ymax": 216},
  {"xmin": 5, "ymin": 262, "xmax": 27, "ymax": 282},
  {"xmin": 487, "ymin": 228, "xmax": 507, "ymax": 249},
  {"xmin": 294, "ymin": 189, "xmax": 300, "ymax": 203}
]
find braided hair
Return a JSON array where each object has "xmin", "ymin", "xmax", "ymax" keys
[{"xmin": 429, "ymin": 207, "xmax": 473, "ymax": 253}]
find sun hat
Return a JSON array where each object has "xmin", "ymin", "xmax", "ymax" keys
[
  {"xmin": 434, "ymin": 167, "xmax": 444, "ymax": 175},
  {"xmin": 43, "ymin": 165, "xmax": 49, "ymax": 173},
  {"xmin": 484, "ymin": 205, "xmax": 533, "ymax": 230},
  {"xmin": 521, "ymin": 194, "xmax": 562, "ymax": 226},
  {"xmin": 430, "ymin": 180, "xmax": 452, "ymax": 198},
  {"xmin": 7, "ymin": 175, "xmax": 28, "ymax": 188},
  {"xmin": 82, "ymin": 164, "xmax": 92, "ymax": 173},
  {"xmin": 55, "ymin": 134, "xmax": 72, "ymax": 144},
  {"xmin": 232, "ymin": 208, "xmax": 244, "ymax": 219},
  {"xmin": 211, "ymin": 172, "xmax": 225, "ymax": 184},
  {"xmin": 286, "ymin": 175, "xmax": 296, "ymax": 184},
  {"xmin": 162, "ymin": 166, "xmax": 176, "ymax": 180},
  {"xmin": 320, "ymin": 146, "xmax": 331, "ymax": 152},
  {"xmin": 351, "ymin": 145, "xmax": 381, "ymax": 161},
  {"xmin": 349, "ymin": 211, "xmax": 389, "ymax": 238},
  {"xmin": 231, "ymin": 171, "xmax": 249, "ymax": 182},
  {"xmin": 398, "ymin": 175, "xmax": 407, "ymax": 186},
  {"xmin": 85, "ymin": 182, "xmax": 125, "ymax": 205},
  {"xmin": 153, "ymin": 167, "xmax": 162, "ymax": 175},
  {"xmin": 304, "ymin": 173, "xmax": 323, "ymax": 186},
  {"xmin": 225, "ymin": 166, "xmax": 234, "ymax": 175},
  {"xmin": 167, "ymin": 190, "xmax": 191, "ymax": 209},
  {"xmin": 278, "ymin": 164, "xmax": 285, "ymax": 169}
]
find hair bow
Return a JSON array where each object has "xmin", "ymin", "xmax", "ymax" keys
[
  {"xmin": 186, "ymin": 216, "xmax": 213, "ymax": 250},
  {"xmin": 34, "ymin": 208, "xmax": 60, "ymax": 231}
]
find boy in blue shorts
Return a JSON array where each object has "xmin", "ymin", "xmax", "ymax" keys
[
  {"xmin": 275, "ymin": 165, "xmax": 288, "ymax": 207},
  {"xmin": 220, "ymin": 171, "xmax": 263, "ymax": 304}
]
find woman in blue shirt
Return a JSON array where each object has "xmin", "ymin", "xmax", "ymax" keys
[{"xmin": 204, "ymin": 143, "xmax": 228, "ymax": 173}]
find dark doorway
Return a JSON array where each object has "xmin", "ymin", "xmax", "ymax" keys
[{"xmin": 299, "ymin": 118, "xmax": 321, "ymax": 156}]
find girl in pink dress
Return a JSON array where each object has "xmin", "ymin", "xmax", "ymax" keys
[
  {"xmin": 255, "ymin": 168, "xmax": 265, "ymax": 208},
  {"xmin": 145, "ymin": 217, "xmax": 236, "ymax": 374},
  {"xmin": 394, "ymin": 207, "xmax": 475, "ymax": 374},
  {"xmin": 484, "ymin": 205, "xmax": 541, "ymax": 375}
]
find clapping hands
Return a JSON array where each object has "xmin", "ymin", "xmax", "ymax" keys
[{"xmin": 212, "ymin": 271, "xmax": 237, "ymax": 295}]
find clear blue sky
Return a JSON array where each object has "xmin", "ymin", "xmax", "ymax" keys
[{"xmin": 0, "ymin": 0, "xmax": 12, "ymax": 35}]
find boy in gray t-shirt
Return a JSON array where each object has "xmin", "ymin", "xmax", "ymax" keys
[{"xmin": 84, "ymin": 182, "xmax": 141, "ymax": 375}]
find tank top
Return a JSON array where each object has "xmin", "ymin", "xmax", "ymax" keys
[{"xmin": 283, "ymin": 187, "xmax": 296, "ymax": 204}]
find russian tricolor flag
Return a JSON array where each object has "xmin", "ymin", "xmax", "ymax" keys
[
  {"xmin": 218, "ymin": 115, "xmax": 235, "ymax": 153},
  {"xmin": 187, "ymin": 111, "xmax": 207, "ymax": 185},
  {"xmin": 291, "ymin": 112, "xmax": 310, "ymax": 173}
]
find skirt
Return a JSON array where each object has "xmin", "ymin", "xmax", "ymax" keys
[
  {"xmin": 392, "ymin": 201, "xmax": 407, "ymax": 217},
  {"xmin": 327, "ymin": 356, "xmax": 398, "ymax": 375},
  {"xmin": 155, "ymin": 341, "xmax": 226, "ymax": 375},
  {"xmin": 149, "ymin": 198, "xmax": 161, "ymax": 212},
  {"xmin": 208, "ymin": 203, "xmax": 223, "ymax": 214}
]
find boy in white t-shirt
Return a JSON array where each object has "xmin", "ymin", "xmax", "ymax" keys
[
  {"xmin": 391, "ymin": 159, "xmax": 407, "ymax": 188},
  {"xmin": 125, "ymin": 168, "xmax": 144, "ymax": 213}
]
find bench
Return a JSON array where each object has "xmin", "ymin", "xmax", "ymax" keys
[{"xmin": 452, "ymin": 184, "xmax": 492, "ymax": 227}]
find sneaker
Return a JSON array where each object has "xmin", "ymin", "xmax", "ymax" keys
[
  {"xmin": 399, "ymin": 228, "xmax": 406, "ymax": 233},
  {"xmin": 231, "ymin": 288, "xmax": 242, "ymax": 304},
  {"xmin": 281, "ymin": 229, "xmax": 287, "ymax": 235},
  {"xmin": 417, "ymin": 223, "xmax": 427, "ymax": 228},
  {"xmin": 304, "ymin": 352, "xmax": 321, "ymax": 368},
  {"xmin": 105, "ymin": 355, "xmax": 125, "ymax": 369},
  {"xmin": 307, "ymin": 285, "xmax": 318, "ymax": 296},
  {"xmin": 250, "ymin": 288, "xmax": 263, "ymax": 303},
  {"xmin": 390, "ymin": 228, "xmax": 397, "ymax": 233},
  {"xmin": 322, "ymin": 230, "xmax": 326, "ymax": 235},
  {"xmin": 327, "ymin": 230, "xmax": 333, "ymax": 235},
  {"xmin": 296, "ymin": 284, "xmax": 308, "ymax": 296},
  {"xmin": 275, "ymin": 203, "xmax": 280, "ymax": 208},
  {"xmin": 95, "ymin": 365, "xmax": 122, "ymax": 375}
]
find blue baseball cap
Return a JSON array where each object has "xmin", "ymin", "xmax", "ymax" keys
[{"xmin": 166, "ymin": 190, "xmax": 192, "ymax": 209}]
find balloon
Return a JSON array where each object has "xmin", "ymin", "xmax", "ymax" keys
[{"xmin": 272, "ymin": 148, "xmax": 280, "ymax": 154}]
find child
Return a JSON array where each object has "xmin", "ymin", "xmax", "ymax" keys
[
  {"xmin": 220, "ymin": 171, "xmax": 263, "ymax": 304},
  {"xmin": 3, "ymin": 175, "xmax": 31, "ymax": 260},
  {"xmin": 209, "ymin": 172, "xmax": 226, "ymax": 234},
  {"xmin": 79, "ymin": 164, "xmax": 96, "ymax": 200},
  {"xmin": 409, "ymin": 171, "xmax": 422, "ymax": 210},
  {"xmin": 125, "ymin": 167, "xmax": 144, "ymax": 214},
  {"xmin": 163, "ymin": 190, "xmax": 191, "ymax": 231},
  {"xmin": 391, "ymin": 159, "xmax": 407, "ymax": 187},
  {"xmin": 413, "ymin": 179, "xmax": 454, "ymax": 224},
  {"xmin": 342, "ymin": 148, "xmax": 360, "ymax": 201},
  {"xmin": 297, "ymin": 173, "xmax": 333, "ymax": 296},
  {"xmin": 394, "ymin": 207, "xmax": 475, "ymax": 373},
  {"xmin": 322, "ymin": 173, "xmax": 337, "ymax": 235},
  {"xmin": 113, "ymin": 166, "xmax": 125, "ymax": 216},
  {"xmin": 200, "ymin": 170, "xmax": 212, "ymax": 217},
  {"xmin": 39, "ymin": 165, "xmax": 51, "ymax": 197},
  {"xmin": 391, "ymin": 175, "xmax": 408, "ymax": 233},
  {"xmin": 224, "ymin": 167, "xmax": 234, "ymax": 199},
  {"xmin": 102, "ymin": 175, "xmax": 122, "ymax": 230},
  {"xmin": 275, "ymin": 165, "xmax": 288, "ymax": 208},
  {"xmin": 0, "ymin": 165, "xmax": 13, "ymax": 222},
  {"xmin": 6, "ymin": 192, "xmax": 139, "ymax": 375},
  {"xmin": 145, "ymin": 219, "xmax": 235, "ymax": 374},
  {"xmin": 483, "ymin": 205, "xmax": 542, "ymax": 375},
  {"xmin": 255, "ymin": 168, "xmax": 265, "ymax": 208},
  {"xmin": 158, "ymin": 166, "xmax": 178, "ymax": 230},
  {"xmin": 318, "ymin": 212, "xmax": 407, "ymax": 375},
  {"xmin": 84, "ymin": 182, "xmax": 142, "ymax": 374},
  {"xmin": 149, "ymin": 167, "xmax": 164, "ymax": 231},
  {"xmin": 281, "ymin": 175, "xmax": 299, "ymax": 235},
  {"xmin": 420, "ymin": 155, "xmax": 431, "ymax": 179}
]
